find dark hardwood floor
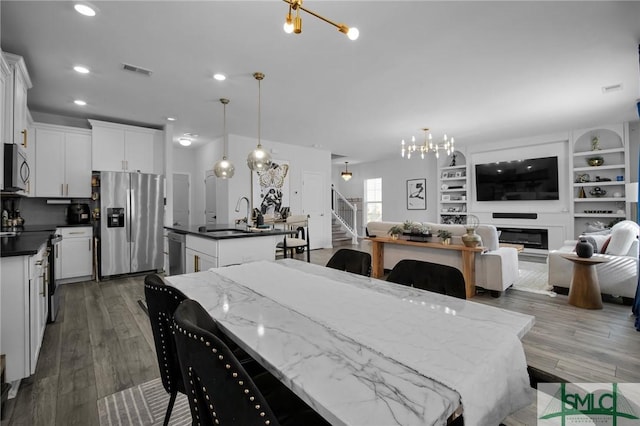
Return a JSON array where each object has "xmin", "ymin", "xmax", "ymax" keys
[{"xmin": 2, "ymin": 246, "xmax": 638, "ymax": 426}]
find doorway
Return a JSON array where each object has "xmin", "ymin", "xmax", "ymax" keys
[
  {"xmin": 205, "ymin": 170, "xmax": 217, "ymax": 225},
  {"xmin": 302, "ymin": 171, "xmax": 328, "ymax": 249},
  {"xmin": 173, "ymin": 173, "xmax": 190, "ymax": 226}
]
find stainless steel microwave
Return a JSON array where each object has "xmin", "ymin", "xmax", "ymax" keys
[{"xmin": 3, "ymin": 143, "xmax": 30, "ymax": 192}]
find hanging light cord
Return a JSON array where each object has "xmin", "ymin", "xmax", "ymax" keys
[
  {"xmin": 223, "ymin": 100, "xmax": 228, "ymax": 159},
  {"xmin": 257, "ymin": 77, "xmax": 262, "ymax": 148}
]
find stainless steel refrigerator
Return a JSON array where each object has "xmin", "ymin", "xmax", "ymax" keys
[{"xmin": 99, "ymin": 172, "xmax": 164, "ymax": 277}]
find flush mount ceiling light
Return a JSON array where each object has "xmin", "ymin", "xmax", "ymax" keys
[
  {"xmin": 247, "ymin": 72, "xmax": 272, "ymax": 172},
  {"xmin": 341, "ymin": 162, "xmax": 353, "ymax": 181},
  {"xmin": 74, "ymin": 2, "xmax": 96, "ymax": 16},
  {"xmin": 213, "ymin": 73, "xmax": 226, "ymax": 81},
  {"xmin": 166, "ymin": 117, "xmax": 176, "ymax": 121},
  {"xmin": 283, "ymin": 0, "xmax": 359, "ymax": 40},
  {"xmin": 74, "ymin": 99, "xmax": 87, "ymax": 106},
  {"xmin": 179, "ymin": 138, "xmax": 192, "ymax": 147},
  {"xmin": 401, "ymin": 128, "xmax": 454, "ymax": 160},
  {"xmin": 73, "ymin": 65, "xmax": 90, "ymax": 74},
  {"xmin": 213, "ymin": 98, "xmax": 235, "ymax": 179}
]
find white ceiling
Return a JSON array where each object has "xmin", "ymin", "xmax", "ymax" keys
[{"xmin": 2, "ymin": 1, "xmax": 639, "ymax": 164}]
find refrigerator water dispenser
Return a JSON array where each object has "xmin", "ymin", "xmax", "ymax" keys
[{"xmin": 107, "ymin": 208, "xmax": 125, "ymax": 227}]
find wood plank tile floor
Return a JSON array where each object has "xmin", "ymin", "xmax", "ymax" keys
[{"xmin": 2, "ymin": 245, "xmax": 638, "ymax": 425}]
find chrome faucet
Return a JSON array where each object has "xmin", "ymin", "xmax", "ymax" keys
[{"xmin": 235, "ymin": 196, "xmax": 251, "ymax": 228}]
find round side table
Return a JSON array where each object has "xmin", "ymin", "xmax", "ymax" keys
[{"xmin": 560, "ymin": 253, "xmax": 610, "ymax": 309}]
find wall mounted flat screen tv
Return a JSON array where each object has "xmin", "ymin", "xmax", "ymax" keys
[{"xmin": 475, "ymin": 156, "xmax": 559, "ymax": 201}]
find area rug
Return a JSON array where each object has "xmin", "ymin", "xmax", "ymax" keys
[
  {"xmin": 97, "ymin": 378, "xmax": 190, "ymax": 426},
  {"xmin": 513, "ymin": 261, "xmax": 556, "ymax": 297}
]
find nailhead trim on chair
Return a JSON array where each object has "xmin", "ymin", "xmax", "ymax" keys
[{"xmin": 174, "ymin": 321, "xmax": 276, "ymax": 425}]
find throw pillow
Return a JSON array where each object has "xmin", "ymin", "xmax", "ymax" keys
[
  {"xmin": 576, "ymin": 234, "xmax": 610, "ymax": 253},
  {"xmin": 605, "ymin": 224, "xmax": 637, "ymax": 256},
  {"xmin": 600, "ymin": 236, "xmax": 611, "ymax": 254}
]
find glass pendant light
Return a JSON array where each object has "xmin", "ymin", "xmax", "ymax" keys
[
  {"xmin": 213, "ymin": 98, "xmax": 235, "ymax": 179},
  {"xmin": 247, "ymin": 72, "xmax": 272, "ymax": 171}
]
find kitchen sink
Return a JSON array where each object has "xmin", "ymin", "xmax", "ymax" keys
[{"xmin": 204, "ymin": 229, "xmax": 250, "ymax": 237}]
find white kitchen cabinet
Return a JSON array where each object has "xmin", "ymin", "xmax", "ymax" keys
[
  {"xmin": 185, "ymin": 247, "xmax": 218, "ymax": 273},
  {"xmin": 0, "ymin": 54, "xmax": 11, "ymax": 190},
  {"xmin": 56, "ymin": 227, "xmax": 93, "ymax": 282},
  {"xmin": 184, "ymin": 233, "xmax": 280, "ymax": 272},
  {"xmin": 35, "ymin": 124, "xmax": 91, "ymax": 197},
  {"xmin": 3, "ymin": 52, "xmax": 32, "ymax": 148},
  {"xmin": 89, "ymin": 119, "xmax": 160, "ymax": 173},
  {"xmin": 0, "ymin": 243, "xmax": 47, "ymax": 382}
]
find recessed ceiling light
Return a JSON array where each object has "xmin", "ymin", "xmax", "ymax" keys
[
  {"xmin": 213, "ymin": 73, "xmax": 226, "ymax": 81},
  {"xmin": 167, "ymin": 117, "xmax": 176, "ymax": 121},
  {"xmin": 179, "ymin": 138, "xmax": 192, "ymax": 146},
  {"xmin": 74, "ymin": 3, "xmax": 96, "ymax": 17},
  {"xmin": 73, "ymin": 65, "xmax": 90, "ymax": 74},
  {"xmin": 74, "ymin": 99, "xmax": 87, "ymax": 106}
]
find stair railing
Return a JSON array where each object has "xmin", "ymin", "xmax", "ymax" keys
[{"xmin": 331, "ymin": 185, "xmax": 358, "ymax": 244}]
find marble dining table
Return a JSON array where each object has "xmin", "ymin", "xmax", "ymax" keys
[{"xmin": 166, "ymin": 259, "xmax": 535, "ymax": 426}]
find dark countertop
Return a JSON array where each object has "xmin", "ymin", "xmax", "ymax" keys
[
  {"xmin": 1, "ymin": 231, "xmax": 52, "ymax": 257},
  {"xmin": 164, "ymin": 223, "xmax": 294, "ymax": 240},
  {"xmin": 0, "ymin": 223, "xmax": 92, "ymax": 258}
]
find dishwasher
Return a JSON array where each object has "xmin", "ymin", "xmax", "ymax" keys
[{"xmin": 167, "ymin": 232, "xmax": 186, "ymax": 275}]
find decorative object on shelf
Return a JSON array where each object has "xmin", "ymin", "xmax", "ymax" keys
[
  {"xmin": 578, "ymin": 187, "xmax": 586, "ymax": 198},
  {"xmin": 589, "ymin": 187, "xmax": 607, "ymax": 197},
  {"xmin": 442, "ymin": 194, "xmax": 451, "ymax": 201},
  {"xmin": 616, "ymin": 175, "xmax": 624, "ymax": 181},
  {"xmin": 247, "ymin": 72, "xmax": 272, "ymax": 171},
  {"xmin": 449, "ymin": 153, "xmax": 457, "ymax": 167},
  {"xmin": 462, "ymin": 214, "xmax": 482, "ymax": 248},
  {"xmin": 341, "ymin": 162, "xmax": 353, "ymax": 181},
  {"xmin": 595, "ymin": 176, "xmax": 611, "ymax": 182},
  {"xmin": 613, "ymin": 191, "xmax": 622, "ymax": 198},
  {"xmin": 575, "ymin": 173, "xmax": 590, "ymax": 183},
  {"xmin": 591, "ymin": 135, "xmax": 600, "ymax": 151},
  {"xmin": 213, "ymin": 98, "xmax": 235, "ymax": 179},
  {"xmin": 406, "ymin": 178, "xmax": 426, "ymax": 210},
  {"xmin": 437, "ymin": 229, "xmax": 452, "ymax": 245},
  {"xmin": 282, "ymin": 0, "xmax": 359, "ymax": 40},
  {"xmin": 575, "ymin": 238, "xmax": 594, "ymax": 258},
  {"xmin": 441, "ymin": 183, "xmax": 448, "ymax": 190},
  {"xmin": 401, "ymin": 128, "xmax": 454, "ymax": 159},
  {"xmin": 586, "ymin": 156, "xmax": 604, "ymax": 166}
]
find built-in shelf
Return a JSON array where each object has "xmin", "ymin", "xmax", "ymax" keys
[
  {"xmin": 571, "ymin": 124, "xmax": 629, "ymax": 237},
  {"xmin": 572, "ymin": 181, "xmax": 625, "ymax": 187},
  {"xmin": 438, "ymin": 153, "xmax": 468, "ymax": 224}
]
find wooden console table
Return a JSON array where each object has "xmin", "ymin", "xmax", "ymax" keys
[
  {"xmin": 560, "ymin": 253, "xmax": 610, "ymax": 309},
  {"xmin": 366, "ymin": 237, "xmax": 485, "ymax": 299}
]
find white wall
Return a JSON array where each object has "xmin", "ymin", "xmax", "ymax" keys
[
  {"xmin": 333, "ymin": 156, "xmax": 440, "ymax": 236},
  {"xmin": 173, "ymin": 134, "xmax": 333, "ymax": 248}
]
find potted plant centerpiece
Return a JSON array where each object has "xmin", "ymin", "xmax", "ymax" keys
[
  {"xmin": 387, "ymin": 225, "xmax": 405, "ymax": 240},
  {"xmin": 437, "ymin": 229, "xmax": 452, "ymax": 245},
  {"xmin": 408, "ymin": 223, "xmax": 432, "ymax": 242}
]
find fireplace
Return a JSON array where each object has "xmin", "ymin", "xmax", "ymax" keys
[{"xmin": 497, "ymin": 227, "xmax": 548, "ymax": 250}]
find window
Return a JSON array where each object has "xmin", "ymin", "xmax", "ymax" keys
[{"xmin": 365, "ymin": 178, "xmax": 382, "ymax": 223}]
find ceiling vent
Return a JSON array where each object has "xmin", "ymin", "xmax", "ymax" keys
[
  {"xmin": 601, "ymin": 83, "xmax": 622, "ymax": 94},
  {"xmin": 122, "ymin": 63, "xmax": 153, "ymax": 77}
]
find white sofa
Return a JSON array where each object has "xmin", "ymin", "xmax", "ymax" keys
[
  {"xmin": 548, "ymin": 220, "xmax": 639, "ymax": 299},
  {"xmin": 365, "ymin": 221, "xmax": 520, "ymax": 295}
]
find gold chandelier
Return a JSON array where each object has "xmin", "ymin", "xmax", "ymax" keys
[
  {"xmin": 401, "ymin": 128, "xmax": 454, "ymax": 159},
  {"xmin": 283, "ymin": 0, "xmax": 359, "ymax": 40}
]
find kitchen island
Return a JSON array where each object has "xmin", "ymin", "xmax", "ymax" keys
[{"xmin": 164, "ymin": 224, "xmax": 294, "ymax": 273}]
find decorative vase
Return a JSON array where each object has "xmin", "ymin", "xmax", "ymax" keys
[
  {"xmin": 575, "ymin": 238, "xmax": 593, "ymax": 258},
  {"xmin": 390, "ymin": 234, "xmax": 399, "ymax": 240},
  {"xmin": 462, "ymin": 228, "xmax": 482, "ymax": 248},
  {"xmin": 441, "ymin": 238, "xmax": 451, "ymax": 245}
]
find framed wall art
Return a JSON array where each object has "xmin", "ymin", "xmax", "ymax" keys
[
  {"xmin": 406, "ymin": 178, "xmax": 426, "ymax": 210},
  {"xmin": 252, "ymin": 159, "xmax": 290, "ymax": 217}
]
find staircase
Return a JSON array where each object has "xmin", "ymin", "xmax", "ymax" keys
[{"xmin": 332, "ymin": 218, "xmax": 353, "ymax": 247}]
